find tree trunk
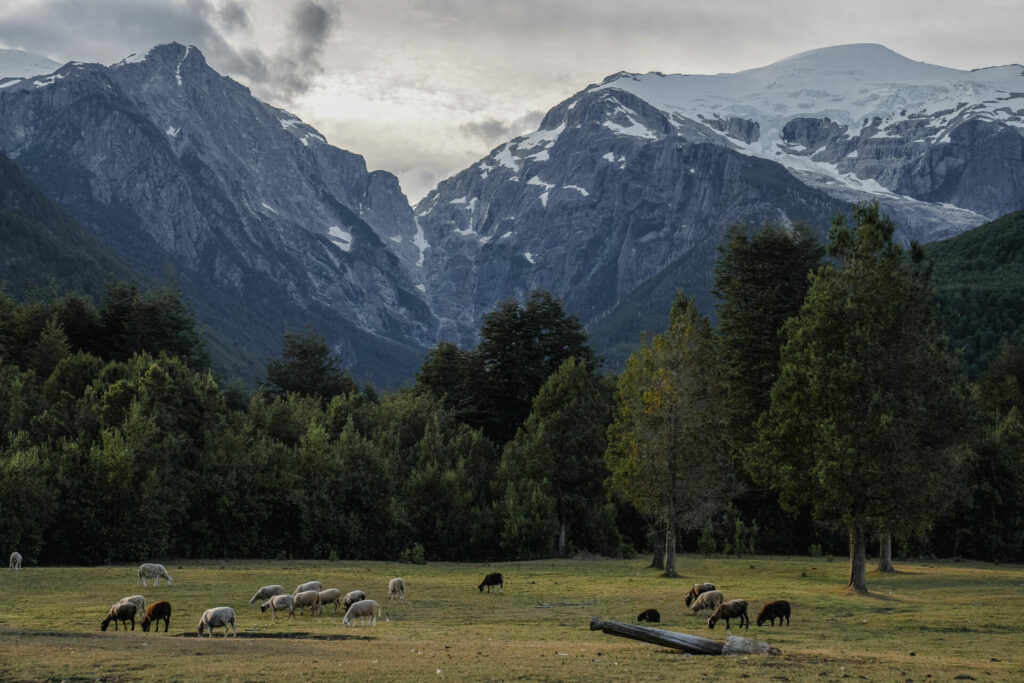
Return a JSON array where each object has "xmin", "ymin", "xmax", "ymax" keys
[
  {"xmin": 848, "ymin": 527, "xmax": 868, "ymax": 593},
  {"xmin": 876, "ymin": 532, "xmax": 892, "ymax": 573},
  {"xmin": 649, "ymin": 528, "xmax": 665, "ymax": 570},
  {"xmin": 558, "ymin": 521, "xmax": 566, "ymax": 556},
  {"xmin": 663, "ymin": 525, "xmax": 678, "ymax": 577},
  {"xmin": 877, "ymin": 533, "xmax": 895, "ymax": 572}
]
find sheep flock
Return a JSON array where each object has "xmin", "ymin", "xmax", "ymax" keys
[{"xmin": 10, "ymin": 549, "xmax": 793, "ymax": 650}]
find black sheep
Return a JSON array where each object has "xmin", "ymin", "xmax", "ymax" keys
[
  {"xmin": 636, "ymin": 609, "xmax": 661, "ymax": 623},
  {"xmin": 756, "ymin": 600, "xmax": 791, "ymax": 626},
  {"xmin": 478, "ymin": 572, "xmax": 504, "ymax": 593}
]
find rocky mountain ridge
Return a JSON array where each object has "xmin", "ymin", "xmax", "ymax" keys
[{"xmin": 0, "ymin": 43, "xmax": 430, "ymax": 383}]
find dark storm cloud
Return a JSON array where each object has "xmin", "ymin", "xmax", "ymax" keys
[
  {"xmin": 460, "ymin": 111, "xmax": 546, "ymax": 146},
  {"xmin": 0, "ymin": 0, "xmax": 340, "ymax": 99},
  {"xmin": 217, "ymin": 1, "xmax": 252, "ymax": 32},
  {"xmin": 270, "ymin": 0, "xmax": 341, "ymax": 97}
]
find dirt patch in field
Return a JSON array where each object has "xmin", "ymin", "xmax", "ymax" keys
[{"xmin": 176, "ymin": 631, "xmax": 374, "ymax": 641}]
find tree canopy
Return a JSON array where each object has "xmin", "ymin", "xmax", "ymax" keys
[
  {"xmin": 606, "ymin": 292, "xmax": 738, "ymax": 576},
  {"xmin": 752, "ymin": 203, "xmax": 977, "ymax": 592}
]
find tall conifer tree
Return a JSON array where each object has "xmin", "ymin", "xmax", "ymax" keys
[{"xmin": 753, "ymin": 203, "xmax": 976, "ymax": 592}]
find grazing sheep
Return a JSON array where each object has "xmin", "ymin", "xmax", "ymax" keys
[
  {"xmin": 636, "ymin": 609, "xmax": 661, "ymax": 623},
  {"xmin": 317, "ymin": 588, "xmax": 342, "ymax": 614},
  {"xmin": 478, "ymin": 572, "xmax": 503, "ymax": 594},
  {"xmin": 100, "ymin": 601, "xmax": 137, "ymax": 631},
  {"xmin": 388, "ymin": 577, "xmax": 406, "ymax": 601},
  {"xmin": 292, "ymin": 589, "xmax": 321, "ymax": 616},
  {"xmin": 344, "ymin": 590, "xmax": 367, "ymax": 610},
  {"xmin": 708, "ymin": 599, "xmax": 749, "ymax": 630},
  {"xmin": 690, "ymin": 589, "xmax": 725, "ymax": 617},
  {"xmin": 756, "ymin": 600, "xmax": 791, "ymax": 627},
  {"xmin": 117, "ymin": 595, "xmax": 147, "ymax": 619},
  {"xmin": 137, "ymin": 563, "xmax": 172, "ymax": 587},
  {"xmin": 196, "ymin": 606, "xmax": 236, "ymax": 637},
  {"xmin": 140, "ymin": 601, "xmax": 172, "ymax": 632},
  {"xmin": 293, "ymin": 580, "xmax": 322, "ymax": 595},
  {"xmin": 343, "ymin": 599, "xmax": 381, "ymax": 626},
  {"xmin": 9, "ymin": 552, "xmax": 21, "ymax": 570},
  {"xmin": 260, "ymin": 594, "xmax": 295, "ymax": 620},
  {"xmin": 249, "ymin": 584, "xmax": 286, "ymax": 608},
  {"xmin": 684, "ymin": 582, "xmax": 716, "ymax": 607}
]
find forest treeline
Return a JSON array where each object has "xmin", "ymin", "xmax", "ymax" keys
[{"xmin": 1, "ymin": 204, "xmax": 1023, "ymax": 576}]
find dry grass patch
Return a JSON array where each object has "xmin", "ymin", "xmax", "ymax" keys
[{"xmin": 1, "ymin": 556, "xmax": 1022, "ymax": 681}]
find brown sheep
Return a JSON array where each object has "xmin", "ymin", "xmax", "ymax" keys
[
  {"xmin": 757, "ymin": 600, "xmax": 791, "ymax": 626},
  {"xmin": 140, "ymin": 601, "xmax": 172, "ymax": 632},
  {"xmin": 100, "ymin": 602, "xmax": 137, "ymax": 631},
  {"xmin": 685, "ymin": 582, "xmax": 716, "ymax": 607},
  {"xmin": 708, "ymin": 599, "xmax": 749, "ymax": 629}
]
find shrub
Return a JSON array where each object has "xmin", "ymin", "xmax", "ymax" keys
[{"xmin": 399, "ymin": 543, "xmax": 427, "ymax": 565}]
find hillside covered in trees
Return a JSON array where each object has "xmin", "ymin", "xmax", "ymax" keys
[{"xmin": 927, "ymin": 207, "xmax": 1024, "ymax": 377}]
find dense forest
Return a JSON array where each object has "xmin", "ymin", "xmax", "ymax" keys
[
  {"xmin": 927, "ymin": 207, "xmax": 1024, "ymax": 377},
  {"xmin": 1, "ymin": 204, "xmax": 1023, "ymax": 580}
]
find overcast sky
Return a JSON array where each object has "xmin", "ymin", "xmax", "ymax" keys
[{"xmin": 1, "ymin": 0, "xmax": 1022, "ymax": 202}]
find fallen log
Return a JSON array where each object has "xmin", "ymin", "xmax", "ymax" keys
[{"xmin": 589, "ymin": 617, "xmax": 779, "ymax": 656}]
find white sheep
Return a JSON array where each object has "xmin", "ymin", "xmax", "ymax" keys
[
  {"xmin": 117, "ymin": 595, "xmax": 147, "ymax": 618},
  {"xmin": 9, "ymin": 552, "xmax": 22, "ymax": 570},
  {"xmin": 344, "ymin": 590, "xmax": 366, "ymax": 609},
  {"xmin": 690, "ymin": 589, "xmax": 725, "ymax": 616},
  {"xmin": 317, "ymin": 588, "xmax": 342, "ymax": 613},
  {"xmin": 260, "ymin": 594, "xmax": 295, "ymax": 620},
  {"xmin": 293, "ymin": 580, "xmax": 322, "ymax": 595},
  {"xmin": 292, "ymin": 589, "xmax": 321, "ymax": 616},
  {"xmin": 197, "ymin": 606, "xmax": 236, "ymax": 637},
  {"xmin": 343, "ymin": 599, "xmax": 381, "ymax": 627},
  {"xmin": 388, "ymin": 577, "xmax": 406, "ymax": 601},
  {"xmin": 249, "ymin": 584, "xmax": 286, "ymax": 608},
  {"xmin": 137, "ymin": 563, "xmax": 173, "ymax": 586}
]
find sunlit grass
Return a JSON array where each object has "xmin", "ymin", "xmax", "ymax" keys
[{"xmin": 1, "ymin": 555, "xmax": 1021, "ymax": 681}]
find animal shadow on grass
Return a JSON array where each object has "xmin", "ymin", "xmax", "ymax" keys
[{"xmin": 177, "ymin": 632, "xmax": 374, "ymax": 641}]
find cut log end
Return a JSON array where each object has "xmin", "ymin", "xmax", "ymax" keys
[{"xmin": 723, "ymin": 634, "xmax": 782, "ymax": 656}]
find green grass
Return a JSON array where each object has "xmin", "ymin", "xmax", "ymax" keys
[{"xmin": 1, "ymin": 556, "xmax": 1022, "ymax": 681}]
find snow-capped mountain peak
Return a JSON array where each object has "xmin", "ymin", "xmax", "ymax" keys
[{"xmin": 0, "ymin": 48, "xmax": 62, "ymax": 82}]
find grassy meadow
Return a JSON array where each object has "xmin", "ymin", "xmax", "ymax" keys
[{"xmin": 1, "ymin": 555, "xmax": 1022, "ymax": 681}]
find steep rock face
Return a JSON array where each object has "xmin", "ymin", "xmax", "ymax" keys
[
  {"xmin": 415, "ymin": 86, "xmax": 846, "ymax": 346},
  {"xmin": 0, "ymin": 43, "xmax": 430, "ymax": 384}
]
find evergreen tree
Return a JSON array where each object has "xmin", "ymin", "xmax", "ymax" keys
[
  {"xmin": 714, "ymin": 222, "xmax": 824, "ymax": 555},
  {"xmin": 501, "ymin": 357, "xmax": 615, "ymax": 555},
  {"xmin": 477, "ymin": 290, "xmax": 598, "ymax": 443},
  {"xmin": 714, "ymin": 222, "xmax": 824, "ymax": 448},
  {"xmin": 753, "ymin": 203, "xmax": 977, "ymax": 593},
  {"xmin": 606, "ymin": 292, "xmax": 738, "ymax": 577},
  {"xmin": 266, "ymin": 327, "xmax": 358, "ymax": 400}
]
